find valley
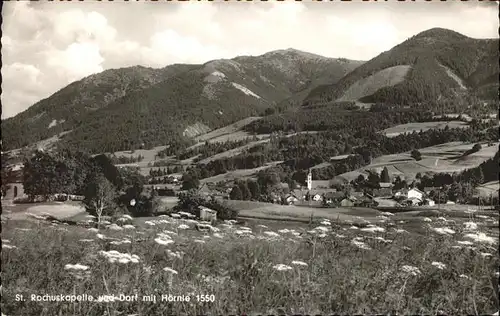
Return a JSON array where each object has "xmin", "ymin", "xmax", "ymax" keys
[{"xmin": 1, "ymin": 25, "xmax": 499, "ymax": 316}]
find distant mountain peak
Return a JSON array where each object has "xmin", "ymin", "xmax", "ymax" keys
[
  {"xmin": 263, "ymin": 48, "xmax": 331, "ymax": 61},
  {"xmin": 413, "ymin": 27, "xmax": 470, "ymax": 40}
]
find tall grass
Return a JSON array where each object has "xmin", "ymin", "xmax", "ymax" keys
[{"xmin": 1, "ymin": 215, "xmax": 498, "ymax": 315}]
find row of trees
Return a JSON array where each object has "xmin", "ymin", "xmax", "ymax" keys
[
  {"xmin": 108, "ymin": 154, "xmax": 144, "ymax": 164},
  {"xmin": 21, "ymin": 150, "xmax": 154, "ymax": 223},
  {"xmin": 149, "ymin": 167, "xmax": 183, "ymax": 177},
  {"xmin": 177, "ymin": 138, "xmax": 253, "ymax": 161}
]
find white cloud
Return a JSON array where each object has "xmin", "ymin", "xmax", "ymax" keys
[
  {"xmin": 45, "ymin": 42, "xmax": 104, "ymax": 82},
  {"xmin": 1, "ymin": 63, "xmax": 45, "ymax": 117},
  {"xmin": 1, "ymin": 1, "xmax": 497, "ymax": 119}
]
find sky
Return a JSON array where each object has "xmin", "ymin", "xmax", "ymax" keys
[{"xmin": 1, "ymin": 0, "xmax": 498, "ymax": 119}]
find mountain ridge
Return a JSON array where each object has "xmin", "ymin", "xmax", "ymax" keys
[
  {"xmin": 2, "ymin": 48, "xmax": 363, "ymax": 153},
  {"xmin": 302, "ymin": 28, "xmax": 499, "ymax": 107}
]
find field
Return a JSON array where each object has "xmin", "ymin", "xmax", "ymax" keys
[
  {"xmin": 199, "ymin": 161, "xmax": 283, "ymax": 184},
  {"xmin": 476, "ymin": 181, "xmax": 500, "ymax": 198},
  {"xmin": 112, "ymin": 145, "xmax": 171, "ymax": 168},
  {"xmin": 381, "ymin": 121, "xmax": 469, "ymax": 138},
  {"xmin": 194, "ymin": 117, "xmax": 262, "ymax": 143},
  {"xmin": 334, "ymin": 141, "xmax": 499, "ymax": 182},
  {"xmin": 338, "ymin": 65, "xmax": 411, "ymax": 102},
  {"xmin": 2, "ymin": 203, "xmax": 499, "ymax": 315}
]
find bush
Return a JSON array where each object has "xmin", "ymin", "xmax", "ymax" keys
[{"xmin": 411, "ymin": 149, "xmax": 422, "ymax": 161}]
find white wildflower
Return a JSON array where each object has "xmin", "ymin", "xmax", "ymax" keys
[
  {"xmin": 106, "ymin": 224, "xmax": 123, "ymax": 231},
  {"xmin": 263, "ymin": 231, "xmax": 280, "ymax": 238},
  {"xmin": 320, "ymin": 220, "xmax": 331, "ymax": 226},
  {"xmin": 401, "ymin": 265, "xmax": 421, "ymax": 276},
  {"xmin": 87, "ymin": 228, "xmax": 99, "ymax": 232},
  {"xmin": 422, "ymin": 217, "xmax": 433, "ymax": 222},
  {"xmin": 464, "ymin": 232, "xmax": 497, "ymax": 245},
  {"xmin": 163, "ymin": 267, "xmax": 178, "ymax": 275},
  {"xmin": 459, "ymin": 274, "xmax": 470, "ymax": 279},
  {"xmin": 79, "ymin": 239, "xmax": 94, "ymax": 243},
  {"xmin": 431, "ymin": 261, "xmax": 447, "ymax": 270},
  {"xmin": 457, "ymin": 240, "xmax": 474, "ymax": 245},
  {"xmin": 2, "ymin": 244, "xmax": 17, "ymax": 249},
  {"xmin": 463, "ymin": 222, "xmax": 478, "ymax": 231},
  {"xmin": 432, "ymin": 227, "xmax": 456, "ymax": 235},
  {"xmin": 123, "ymin": 224, "xmax": 135, "ymax": 229},
  {"xmin": 96, "ymin": 234, "xmax": 106, "ymax": 240},
  {"xmin": 480, "ymin": 252, "xmax": 493, "ymax": 258},
  {"xmin": 374, "ymin": 236, "xmax": 393, "ymax": 243},
  {"xmin": 155, "ymin": 236, "xmax": 174, "ymax": 246},
  {"xmin": 351, "ymin": 240, "xmax": 371, "ymax": 250},
  {"xmin": 170, "ymin": 213, "xmax": 181, "ymax": 219},
  {"xmin": 291, "ymin": 260, "xmax": 308, "ymax": 267},
  {"xmin": 99, "ymin": 250, "xmax": 140, "ymax": 264},
  {"xmin": 166, "ymin": 249, "xmax": 183, "ymax": 259},
  {"xmin": 110, "ymin": 239, "xmax": 131, "ymax": 245},
  {"xmin": 361, "ymin": 225, "xmax": 385, "ymax": 233},
  {"xmin": 193, "ymin": 239, "xmax": 206, "ymax": 244},
  {"xmin": 273, "ymin": 264, "xmax": 293, "ymax": 271},
  {"xmin": 64, "ymin": 263, "xmax": 89, "ymax": 271},
  {"xmin": 177, "ymin": 224, "xmax": 190, "ymax": 230}
]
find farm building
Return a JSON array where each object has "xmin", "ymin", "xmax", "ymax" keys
[
  {"xmin": 407, "ymin": 188, "xmax": 425, "ymax": 200},
  {"xmin": 199, "ymin": 207, "xmax": 217, "ymax": 223},
  {"xmin": 340, "ymin": 198, "xmax": 355, "ymax": 207},
  {"xmin": 422, "ymin": 198, "xmax": 435, "ymax": 206}
]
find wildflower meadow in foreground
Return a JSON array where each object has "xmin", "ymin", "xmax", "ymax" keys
[{"xmin": 1, "ymin": 213, "xmax": 499, "ymax": 315}]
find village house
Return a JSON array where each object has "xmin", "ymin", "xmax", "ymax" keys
[
  {"xmin": 394, "ymin": 188, "xmax": 409, "ymax": 198},
  {"xmin": 323, "ymin": 191, "xmax": 345, "ymax": 205},
  {"xmin": 284, "ymin": 194, "xmax": 299, "ymax": 205},
  {"xmin": 407, "ymin": 188, "xmax": 425, "ymax": 200},
  {"xmin": 406, "ymin": 197, "xmax": 422, "ymax": 206}
]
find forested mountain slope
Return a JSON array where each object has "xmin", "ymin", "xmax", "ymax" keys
[
  {"xmin": 303, "ymin": 28, "xmax": 499, "ymax": 108},
  {"xmin": 3, "ymin": 49, "xmax": 362, "ymax": 153}
]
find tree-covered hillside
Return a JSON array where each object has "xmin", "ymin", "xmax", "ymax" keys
[
  {"xmin": 2, "ymin": 50, "xmax": 362, "ymax": 154},
  {"xmin": 303, "ymin": 28, "xmax": 499, "ymax": 107}
]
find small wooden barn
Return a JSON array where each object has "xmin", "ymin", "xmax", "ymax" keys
[{"xmin": 199, "ymin": 206, "xmax": 217, "ymax": 223}]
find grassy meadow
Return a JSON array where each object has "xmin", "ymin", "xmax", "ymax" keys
[{"xmin": 1, "ymin": 210, "xmax": 499, "ymax": 315}]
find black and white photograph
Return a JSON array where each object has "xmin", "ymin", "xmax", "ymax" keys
[{"xmin": 1, "ymin": 0, "xmax": 499, "ymax": 314}]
